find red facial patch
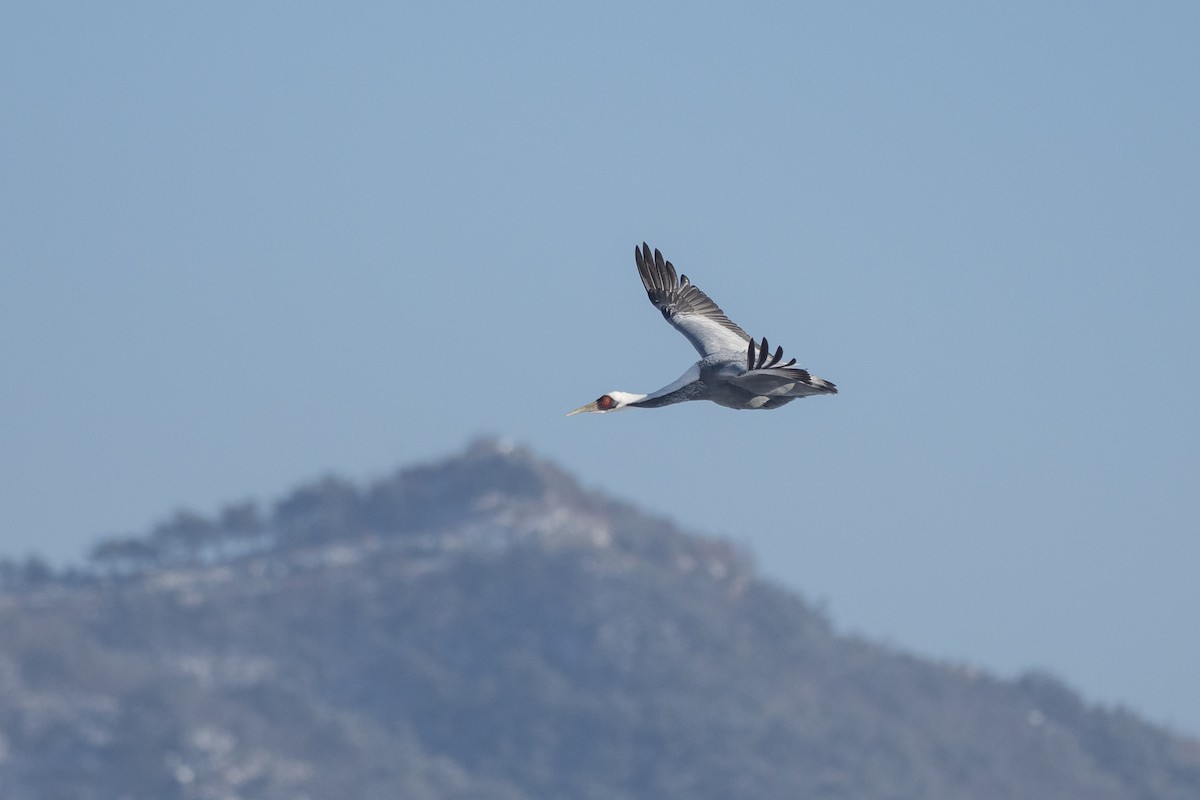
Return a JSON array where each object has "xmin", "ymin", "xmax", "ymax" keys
[{"xmin": 597, "ymin": 395, "xmax": 616, "ymax": 411}]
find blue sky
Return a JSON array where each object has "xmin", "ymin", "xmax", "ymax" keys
[{"xmin": 3, "ymin": 3, "xmax": 1198, "ymax": 734}]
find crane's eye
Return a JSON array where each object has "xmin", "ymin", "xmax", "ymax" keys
[{"xmin": 597, "ymin": 395, "xmax": 616, "ymax": 411}]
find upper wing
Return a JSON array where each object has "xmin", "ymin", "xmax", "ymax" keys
[{"xmin": 636, "ymin": 243, "xmax": 750, "ymax": 358}]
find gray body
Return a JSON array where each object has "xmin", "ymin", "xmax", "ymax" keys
[{"xmin": 636, "ymin": 356, "xmax": 803, "ymax": 410}]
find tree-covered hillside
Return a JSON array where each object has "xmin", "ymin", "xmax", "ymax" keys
[{"xmin": 1, "ymin": 440, "xmax": 1197, "ymax": 799}]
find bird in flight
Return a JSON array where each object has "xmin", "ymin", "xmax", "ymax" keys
[{"xmin": 568, "ymin": 243, "xmax": 837, "ymax": 415}]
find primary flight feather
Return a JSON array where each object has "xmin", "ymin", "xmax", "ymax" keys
[{"xmin": 568, "ymin": 243, "xmax": 837, "ymax": 415}]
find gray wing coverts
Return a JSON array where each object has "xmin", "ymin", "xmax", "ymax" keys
[
  {"xmin": 741, "ymin": 336, "xmax": 838, "ymax": 395},
  {"xmin": 635, "ymin": 243, "xmax": 751, "ymax": 353}
]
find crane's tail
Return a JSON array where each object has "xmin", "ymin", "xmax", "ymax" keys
[{"xmin": 804, "ymin": 374, "xmax": 838, "ymax": 395}]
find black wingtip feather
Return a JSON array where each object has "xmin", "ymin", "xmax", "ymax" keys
[{"xmin": 638, "ymin": 243, "xmax": 653, "ymax": 281}]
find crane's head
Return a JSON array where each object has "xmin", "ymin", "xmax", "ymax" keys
[{"xmin": 566, "ymin": 391, "xmax": 640, "ymax": 416}]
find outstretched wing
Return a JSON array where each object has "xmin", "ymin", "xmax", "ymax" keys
[
  {"xmin": 730, "ymin": 337, "xmax": 838, "ymax": 397},
  {"xmin": 636, "ymin": 243, "xmax": 750, "ymax": 358}
]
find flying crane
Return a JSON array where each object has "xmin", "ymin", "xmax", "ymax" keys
[{"xmin": 568, "ymin": 243, "xmax": 837, "ymax": 415}]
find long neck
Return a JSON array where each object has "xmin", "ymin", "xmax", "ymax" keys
[
  {"xmin": 627, "ymin": 364, "xmax": 703, "ymax": 409},
  {"xmin": 631, "ymin": 389, "xmax": 693, "ymax": 408}
]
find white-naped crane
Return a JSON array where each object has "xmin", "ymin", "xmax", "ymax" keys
[{"xmin": 568, "ymin": 243, "xmax": 837, "ymax": 415}]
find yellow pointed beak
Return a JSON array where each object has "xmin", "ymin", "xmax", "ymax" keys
[{"xmin": 566, "ymin": 400, "xmax": 602, "ymax": 416}]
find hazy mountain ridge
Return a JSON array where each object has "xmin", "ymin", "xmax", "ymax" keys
[{"xmin": 1, "ymin": 439, "xmax": 1197, "ymax": 799}]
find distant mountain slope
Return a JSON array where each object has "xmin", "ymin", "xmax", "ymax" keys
[{"xmin": 1, "ymin": 439, "xmax": 1197, "ymax": 799}]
